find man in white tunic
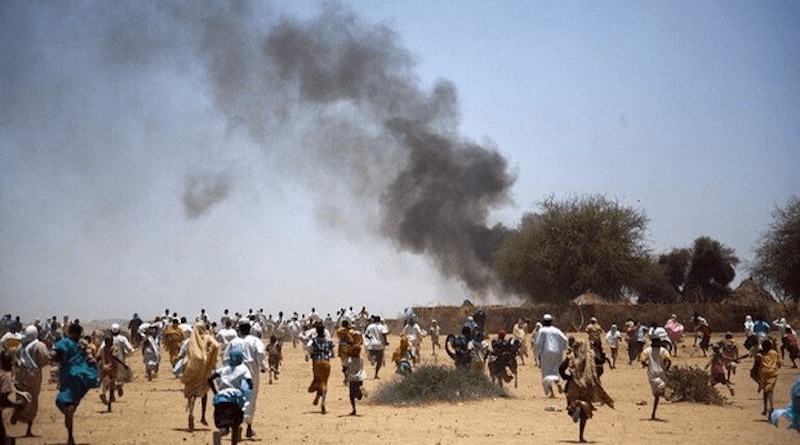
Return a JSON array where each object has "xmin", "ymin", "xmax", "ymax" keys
[
  {"xmin": 401, "ymin": 316, "xmax": 427, "ymax": 365},
  {"xmin": 110, "ymin": 324, "xmax": 133, "ymax": 388},
  {"xmin": 364, "ymin": 316, "xmax": 390, "ymax": 378},
  {"xmin": 216, "ymin": 320, "xmax": 238, "ymax": 350},
  {"xmin": 535, "ymin": 314, "xmax": 567, "ymax": 398},
  {"xmin": 223, "ymin": 321, "xmax": 267, "ymax": 438}
]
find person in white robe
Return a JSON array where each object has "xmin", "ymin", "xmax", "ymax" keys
[
  {"xmin": 223, "ymin": 321, "xmax": 267, "ymax": 439},
  {"xmin": 535, "ymin": 314, "xmax": 567, "ymax": 398}
]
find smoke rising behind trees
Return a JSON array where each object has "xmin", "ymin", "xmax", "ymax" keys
[{"xmin": 2, "ymin": 0, "xmax": 515, "ymax": 308}]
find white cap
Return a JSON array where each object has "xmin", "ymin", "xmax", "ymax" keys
[
  {"xmin": 543, "ymin": 314, "xmax": 553, "ymax": 321},
  {"xmin": 111, "ymin": 323, "xmax": 120, "ymax": 333}
]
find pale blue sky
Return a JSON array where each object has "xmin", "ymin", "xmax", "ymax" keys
[{"xmin": 1, "ymin": 1, "xmax": 798, "ymax": 322}]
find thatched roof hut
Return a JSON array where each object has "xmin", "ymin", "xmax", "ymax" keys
[
  {"xmin": 725, "ymin": 278, "xmax": 774, "ymax": 306},
  {"xmin": 571, "ymin": 291, "xmax": 609, "ymax": 306}
]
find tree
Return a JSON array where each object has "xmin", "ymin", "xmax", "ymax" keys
[
  {"xmin": 632, "ymin": 256, "xmax": 680, "ymax": 304},
  {"xmin": 494, "ymin": 195, "xmax": 652, "ymax": 303},
  {"xmin": 656, "ymin": 248, "xmax": 692, "ymax": 300},
  {"xmin": 683, "ymin": 237, "xmax": 739, "ymax": 302},
  {"xmin": 752, "ymin": 197, "xmax": 800, "ymax": 303}
]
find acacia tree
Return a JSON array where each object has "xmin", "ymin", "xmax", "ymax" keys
[
  {"xmin": 656, "ymin": 248, "xmax": 692, "ymax": 301},
  {"xmin": 494, "ymin": 195, "xmax": 651, "ymax": 303},
  {"xmin": 684, "ymin": 236, "xmax": 739, "ymax": 302},
  {"xmin": 752, "ymin": 198, "xmax": 800, "ymax": 303}
]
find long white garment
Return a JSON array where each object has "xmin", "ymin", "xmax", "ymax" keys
[
  {"xmin": 640, "ymin": 346, "xmax": 670, "ymax": 396},
  {"xmin": 216, "ymin": 327, "xmax": 238, "ymax": 348},
  {"xmin": 743, "ymin": 316, "xmax": 755, "ymax": 336},
  {"xmin": 364, "ymin": 322, "xmax": 389, "ymax": 351},
  {"xmin": 217, "ymin": 363, "xmax": 252, "ymax": 392},
  {"xmin": 402, "ymin": 323, "xmax": 426, "ymax": 349},
  {"xmin": 605, "ymin": 325, "xmax": 621, "ymax": 349},
  {"xmin": 113, "ymin": 333, "xmax": 133, "ymax": 364},
  {"xmin": 224, "ymin": 335, "xmax": 267, "ymax": 424},
  {"xmin": 19, "ymin": 326, "xmax": 39, "ymax": 369},
  {"xmin": 345, "ymin": 356, "xmax": 366, "ymax": 382},
  {"xmin": 534, "ymin": 325, "xmax": 567, "ymax": 396},
  {"xmin": 142, "ymin": 334, "xmax": 160, "ymax": 370}
]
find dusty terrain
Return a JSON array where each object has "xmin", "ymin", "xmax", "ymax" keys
[{"xmin": 4, "ymin": 333, "xmax": 798, "ymax": 445}]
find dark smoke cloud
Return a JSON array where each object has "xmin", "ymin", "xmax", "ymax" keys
[
  {"xmin": 253, "ymin": 5, "xmax": 517, "ymax": 292},
  {"xmin": 381, "ymin": 119, "xmax": 514, "ymax": 290},
  {"xmin": 5, "ymin": 0, "xmax": 517, "ymax": 295}
]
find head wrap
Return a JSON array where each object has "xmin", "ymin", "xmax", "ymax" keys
[
  {"xmin": 228, "ymin": 347, "xmax": 244, "ymax": 367},
  {"xmin": 20, "ymin": 325, "xmax": 40, "ymax": 369}
]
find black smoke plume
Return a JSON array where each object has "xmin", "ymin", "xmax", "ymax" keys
[
  {"xmin": 254, "ymin": 6, "xmax": 516, "ymax": 292},
  {"xmin": 4, "ymin": 1, "xmax": 517, "ymax": 295}
]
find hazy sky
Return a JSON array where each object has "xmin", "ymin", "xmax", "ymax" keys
[{"xmin": 2, "ymin": 0, "xmax": 798, "ymax": 323}]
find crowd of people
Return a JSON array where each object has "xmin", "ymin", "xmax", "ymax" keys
[{"xmin": 0, "ymin": 307, "xmax": 797, "ymax": 444}]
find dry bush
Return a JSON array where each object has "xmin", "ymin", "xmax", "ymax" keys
[
  {"xmin": 372, "ymin": 365, "xmax": 506, "ymax": 406},
  {"xmin": 666, "ymin": 365, "xmax": 727, "ymax": 406}
]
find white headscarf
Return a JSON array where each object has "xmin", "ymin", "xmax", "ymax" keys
[{"xmin": 19, "ymin": 325, "xmax": 40, "ymax": 369}]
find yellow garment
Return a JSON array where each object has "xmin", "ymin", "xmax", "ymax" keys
[
  {"xmin": 564, "ymin": 339, "xmax": 614, "ymax": 419},
  {"xmin": 181, "ymin": 322, "xmax": 220, "ymax": 399},
  {"xmin": 759, "ymin": 349, "xmax": 781, "ymax": 392},
  {"xmin": 392, "ymin": 334, "xmax": 411, "ymax": 365},
  {"xmin": 337, "ymin": 326, "xmax": 363, "ymax": 358},
  {"xmin": 163, "ymin": 324, "xmax": 185, "ymax": 366}
]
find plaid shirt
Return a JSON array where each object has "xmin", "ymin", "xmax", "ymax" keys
[{"xmin": 309, "ymin": 337, "xmax": 334, "ymax": 361}]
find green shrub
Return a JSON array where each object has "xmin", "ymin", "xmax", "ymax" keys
[
  {"xmin": 665, "ymin": 365, "xmax": 726, "ymax": 405},
  {"xmin": 372, "ymin": 365, "xmax": 506, "ymax": 406}
]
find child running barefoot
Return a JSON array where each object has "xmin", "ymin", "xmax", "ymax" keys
[
  {"xmin": 782, "ymin": 327, "xmax": 799, "ymax": 368},
  {"xmin": 605, "ymin": 325, "xmax": 623, "ymax": 369},
  {"xmin": 345, "ymin": 345, "xmax": 366, "ymax": 415},
  {"xmin": 208, "ymin": 348, "xmax": 251, "ymax": 445},
  {"xmin": 705, "ymin": 345, "xmax": 735, "ymax": 396},
  {"xmin": 639, "ymin": 337, "xmax": 671, "ymax": 420},
  {"xmin": 51, "ymin": 323, "xmax": 99, "ymax": 445},
  {"xmin": 266, "ymin": 335, "xmax": 282, "ymax": 384},
  {"xmin": 307, "ymin": 324, "xmax": 334, "ymax": 414},
  {"xmin": 141, "ymin": 326, "xmax": 161, "ymax": 381},
  {"xmin": 756, "ymin": 340, "xmax": 781, "ymax": 419},
  {"xmin": 97, "ymin": 337, "xmax": 119, "ymax": 412}
]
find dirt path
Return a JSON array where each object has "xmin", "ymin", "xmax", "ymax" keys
[{"xmin": 4, "ymin": 333, "xmax": 798, "ymax": 444}]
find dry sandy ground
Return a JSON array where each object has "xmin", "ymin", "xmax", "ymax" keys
[{"xmin": 4, "ymin": 333, "xmax": 798, "ymax": 445}]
